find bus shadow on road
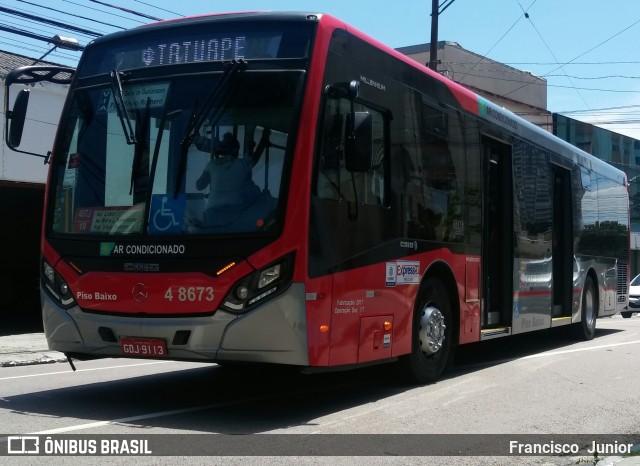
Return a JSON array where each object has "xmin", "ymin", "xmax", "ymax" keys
[
  {"xmin": 1, "ymin": 326, "xmax": 626, "ymax": 435},
  {"xmin": 447, "ymin": 326, "xmax": 624, "ymax": 375}
]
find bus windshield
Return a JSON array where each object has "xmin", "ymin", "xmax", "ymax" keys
[{"xmin": 51, "ymin": 69, "xmax": 300, "ymax": 236}]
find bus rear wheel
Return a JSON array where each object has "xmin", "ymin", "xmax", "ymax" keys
[
  {"xmin": 572, "ymin": 275, "xmax": 597, "ymax": 340},
  {"xmin": 401, "ymin": 278, "xmax": 453, "ymax": 384}
]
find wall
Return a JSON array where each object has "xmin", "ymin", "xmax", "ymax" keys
[
  {"xmin": 398, "ymin": 41, "xmax": 553, "ymax": 132},
  {"xmin": 0, "ymin": 77, "xmax": 68, "ymax": 321}
]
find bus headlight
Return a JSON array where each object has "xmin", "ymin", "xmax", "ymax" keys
[
  {"xmin": 222, "ymin": 253, "xmax": 294, "ymax": 314},
  {"xmin": 258, "ymin": 263, "xmax": 281, "ymax": 288},
  {"xmin": 42, "ymin": 259, "xmax": 76, "ymax": 308}
]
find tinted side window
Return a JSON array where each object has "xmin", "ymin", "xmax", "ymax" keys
[{"xmin": 317, "ymin": 97, "xmax": 387, "ymax": 206}]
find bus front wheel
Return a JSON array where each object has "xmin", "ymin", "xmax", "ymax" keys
[{"xmin": 401, "ymin": 278, "xmax": 453, "ymax": 384}]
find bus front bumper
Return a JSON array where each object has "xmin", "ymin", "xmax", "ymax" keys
[{"xmin": 41, "ymin": 283, "xmax": 309, "ymax": 366}]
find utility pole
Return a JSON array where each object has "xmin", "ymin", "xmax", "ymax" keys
[
  {"xmin": 428, "ymin": 0, "xmax": 456, "ymax": 71},
  {"xmin": 428, "ymin": 0, "xmax": 439, "ymax": 70}
]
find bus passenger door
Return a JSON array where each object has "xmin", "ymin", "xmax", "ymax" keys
[
  {"xmin": 482, "ymin": 137, "xmax": 513, "ymax": 329},
  {"xmin": 552, "ymin": 166, "xmax": 573, "ymax": 317}
]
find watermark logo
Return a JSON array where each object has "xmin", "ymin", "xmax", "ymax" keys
[
  {"xmin": 8, "ymin": 436, "xmax": 39, "ymax": 454},
  {"xmin": 5, "ymin": 436, "xmax": 152, "ymax": 456}
]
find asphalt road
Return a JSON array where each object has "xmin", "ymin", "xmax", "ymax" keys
[{"xmin": 1, "ymin": 315, "xmax": 640, "ymax": 465}]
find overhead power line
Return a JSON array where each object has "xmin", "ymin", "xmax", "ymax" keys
[
  {"xmin": 575, "ymin": 119, "xmax": 640, "ymax": 126},
  {"xmin": 517, "ymin": 0, "xmax": 590, "ymax": 109},
  {"xmin": 0, "ymin": 17, "xmax": 99, "ymax": 44},
  {"xmin": 0, "ymin": 0, "xmax": 181, "ymax": 64},
  {"xmin": 0, "ymin": 5, "xmax": 101, "ymax": 37},
  {"xmin": 503, "ymin": 14, "xmax": 640, "ymax": 98},
  {"xmin": 450, "ymin": 67, "xmax": 640, "ymax": 94},
  {"xmin": 504, "ymin": 61, "xmax": 640, "ymax": 65},
  {"xmin": 60, "ymin": 0, "xmax": 147, "ymax": 24},
  {"xmin": 133, "ymin": 0, "xmax": 182, "ymax": 17},
  {"xmin": 17, "ymin": 0, "xmax": 126, "ymax": 30},
  {"xmin": 559, "ymin": 104, "xmax": 640, "ymax": 114},
  {"xmin": 89, "ymin": 0, "xmax": 162, "ymax": 21},
  {"xmin": 445, "ymin": 60, "xmax": 640, "ymax": 81},
  {"xmin": 0, "ymin": 6, "xmax": 102, "ymax": 37},
  {"xmin": 457, "ymin": 0, "xmax": 536, "ymax": 84},
  {"xmin": 0, "ymin": 24, "xmax": 84, "ymax": 50},
  {"xmin": 545, "ymin": 74, "xmax": 640, "ymax": 80}
]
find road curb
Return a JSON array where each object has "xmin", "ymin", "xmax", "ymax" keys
[
  {"xmin": 0, "ymin": 352, "xmax": 67, "ymax": 367},
  {"xmin": 0, "ymin": 332, "xmax": 66, "ymax": 367}
]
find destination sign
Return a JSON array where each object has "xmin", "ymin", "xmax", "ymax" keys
[
  {"xmin": 140, "ymin": 36, "xmax": 248, "ymax": 66},
  {"xmin": 111, "ymin": 32, "xmax": 277, "ymax": 70},
  {"xmin": 78, "ymin": 22, "xmax": 313, "ymax": 76}
]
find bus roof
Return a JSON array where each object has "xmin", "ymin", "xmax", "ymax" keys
[{"xmin": 84, "ymin": 11, "xmax": 625, "ymax": 186}]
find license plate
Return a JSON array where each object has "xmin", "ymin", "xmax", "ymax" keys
[{"xmin": 120, "ymin": 337, "xmax": 167, "ymax": 358}]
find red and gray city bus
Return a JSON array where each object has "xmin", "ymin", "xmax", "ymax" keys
[{"xmin": 4, "ymin": 11, "xmax": 630, "ymax": 383}]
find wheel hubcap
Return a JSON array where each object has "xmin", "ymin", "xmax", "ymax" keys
[{"xmin": 419, "ymin": 305, "xmax": 446, "ymax": 356}]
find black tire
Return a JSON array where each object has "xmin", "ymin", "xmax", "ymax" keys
[
  {"xmin": 621, "ymin": 312, "xmax": 632, "ymax": 319},
  {"xmin": 401, "ymin": 278, "xmax": 453, "ymax": 384},
  {"xmin": 572, "ymin": 275, "xmax": 597, "ymax": 340}
]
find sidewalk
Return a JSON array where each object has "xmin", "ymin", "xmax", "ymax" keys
[{"xmin": 0, "ymin": 332, "xmax": 66, "ymax": 367}]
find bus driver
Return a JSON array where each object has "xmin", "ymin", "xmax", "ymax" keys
[{"xmin": 195, "ymin": 131, "xmax": 267, "ymax": 230}]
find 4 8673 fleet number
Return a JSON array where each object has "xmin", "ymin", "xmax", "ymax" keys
[{"xmin": 164, "ymin": 286, "xmax": 214, "ymax": 302}]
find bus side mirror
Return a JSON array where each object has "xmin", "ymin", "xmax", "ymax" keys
[
  {"xmin": 345, "ymin": 111, "xmax": 372, "ymax": 172},
  {"xmin": 7, "ymin": 88, "xmax": 30, "ymax": 149}
]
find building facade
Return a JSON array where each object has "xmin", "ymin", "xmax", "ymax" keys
[
  {"xmin": 1, "ymin": 50, "xmax": 68, "ymax": 315},
  {"xmin": 398, "ymin": 41, "xmax": 553, "ymax": 131}
]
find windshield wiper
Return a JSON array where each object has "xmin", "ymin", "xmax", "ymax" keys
[
  {"xmin": 181, "ymin": 59, "xmax": 247, "ymax": 150},
  {"xmin": 129, "ymin": 97, "xmax": 151, "ymax": 201},
  {"xmin": 174, "ymin": 59, "xmax": 247, "ymax": 196},
  {"xmin": 142, "ymin": 108, "xmax": 182, "ymax": 231},
  {"xmin": 110, "ymin": 69, "xmax": 137, "ymax": 145}
]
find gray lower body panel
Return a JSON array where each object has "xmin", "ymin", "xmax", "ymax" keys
[{"xmin": 42, "ymin": 283, "xmax": 309, "ymax": 366}]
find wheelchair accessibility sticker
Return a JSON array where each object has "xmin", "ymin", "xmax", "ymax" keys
[{"xmin": 149, "ymin": 194, "xmax": 185, "ymax": 234}]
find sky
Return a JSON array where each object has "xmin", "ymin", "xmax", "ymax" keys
[{"xmin": 2, "ymin": 0, "xmax": 640, "ymax": 139}]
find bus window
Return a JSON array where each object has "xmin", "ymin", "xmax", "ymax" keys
[
  {"xmin": 419, "ymin": 103, "xmax": 459, "ymax": 241},
  {"xmin": 317, "ymin": 98, "xmax": 386, "ymax": 206},
  {"xmin": 51, "ymin": 70, "xmax": 296, "ymax": 236},
  {"xmin": 185, "ymin": 123, "xmax": 285, "ymax": 231}
]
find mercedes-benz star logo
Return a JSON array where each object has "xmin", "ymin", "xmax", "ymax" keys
[{"xmin": 132, "ymin": 283, "xmax": 148, "ymax": 303}]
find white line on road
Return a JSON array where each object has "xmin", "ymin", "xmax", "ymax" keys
[
  {"xmin": 521, "ymin": 339, "xmax": 640, "ymax": 360},
  {"xmin": 30, "ymin": 403, "xmax": 227, "ymax": 435},
  {"xmin": 0, "ymin": 360, "xmax": 175, "ymax": 381}
]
